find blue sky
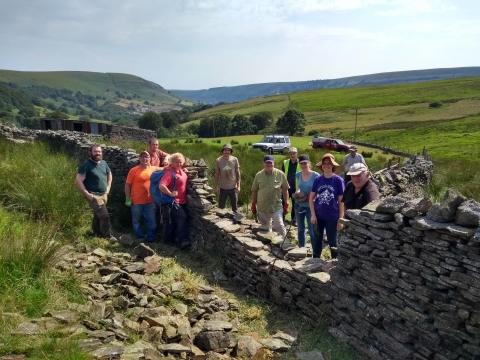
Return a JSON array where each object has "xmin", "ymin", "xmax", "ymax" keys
[{"xmin": 0, "ymin": 0, "xmax": 479, "ymax": 89}]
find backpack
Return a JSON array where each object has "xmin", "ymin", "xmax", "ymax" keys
[{"xmin": 150, "ymin": 169, "xmax": 176, "ymax": 205}]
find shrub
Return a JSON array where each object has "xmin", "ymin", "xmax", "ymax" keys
[
  {"xmin": 215, "ymin": 139, "xmax": 221, "ymax": 144},
  {"xmin": 194, "ymin": 139, "xmax": 203, "ymax": 143},
  {"xmin": 231, "ymin": 139, "xmax": 239, "ymax": 145},
  {"xmin": 429, "ymin": 100, "xmax": 443, "ymax": 108},
  {"xmin": 185, "ymin": 138, "xmax": 193, "ymax": 143},
  {"xmin": 170, "ymin": 139, "xmax": 179, "ymax": 144},
  {"xmin": 308, "ymin": 130, "xmax": 319, "ymax": 136},
  {"xmin": 361, "ymin": 151, "xmax": 373, "ymax": 158}
]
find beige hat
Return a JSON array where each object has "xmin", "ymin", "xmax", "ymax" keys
[
  {"xmin": 347, "ymin": 163, "xmax": 368, "ymax": 175},
  {"xmin": 289, "ymin": 147, "xmax": 298, "ymax": 153},
  {"xmin": 315, "ymin": 153, "xmax": 339, "ymax": 168}
]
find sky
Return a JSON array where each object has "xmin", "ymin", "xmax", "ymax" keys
[{"xmin": 0, "ymin": 0, "xmax": 479, "ymax": 90}]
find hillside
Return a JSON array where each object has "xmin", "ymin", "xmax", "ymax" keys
[
  {"xmin": 0, "ymin": 70, "xmax": 181, "ymax": 104},
  {"xmin": 171, "ymin": 67, "xmax": 480, "ymax": 104}
]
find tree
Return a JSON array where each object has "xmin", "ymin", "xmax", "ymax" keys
[
  {"xmin": 250, "ymin": 112, "xmax": 273, "ymax": 133},
  {"xmin": 231, "ymin": 115, "xmax": 254, "ymax": 135},
  {"xmin": 211, "ymin": 114, "xmax": 232, "ymax": 137},
  {"xmin": 138, "ymin": 111, "xmax": 163, "ymax": 131},
  {"xmin": 161, "ymin": 112, "xmax": 179, "ymax": 129},
  {"xmin": 276, "ymin": 109, "xmax": 307, "ymax": 136},
  {"xmin": 186, "ymin": 123, "xmax": 200, "ymax": 135}
]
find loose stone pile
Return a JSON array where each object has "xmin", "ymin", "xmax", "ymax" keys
[{"xmin": 8, "ymin": 242, "xmax": 301, "ymax": 360}]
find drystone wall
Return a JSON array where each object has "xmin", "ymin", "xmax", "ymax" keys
[
  {"xmin": 107, "ymin": 125, "xmax": 157, "ymax": 144},
  {"xmin": 2, "ymin": 124, "xmax": 480, "ymax": 360}
]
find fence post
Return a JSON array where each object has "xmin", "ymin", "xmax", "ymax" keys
[
  {"xmin": 398, "ymin": 156, "xmax": 401, "ymax": 165},
  {"xmin": 388, "ymin": 159, "xmax": 392, "ymax": 169}
]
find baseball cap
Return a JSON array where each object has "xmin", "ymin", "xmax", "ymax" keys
[
  {"xmin": 349, "ymin": 145, "xmax": 358, "ymax": 151},
  {"xmin": 298, "ymin": 154, "xmax": 310, "ymax": 163},
  {"xmin": 289, "ymin": 147, "xmax": 298, "ymax": 153},
  {"xmin": 263, "ymin": 155, "xmax": 274, "ymax": 163},
  {"xmin": 347, "ymin": 163, "xmax": 368, "ymax": 175},
  {"xmin": 140, "ymin": 151, "xmax": 150, "ymax": 157}
]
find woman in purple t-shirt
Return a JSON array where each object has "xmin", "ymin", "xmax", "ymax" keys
[{"xmin": 309, "ymin": 153, "xmax": 345, "ymax": 258}]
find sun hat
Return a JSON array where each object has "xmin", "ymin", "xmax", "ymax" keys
[
  {"xmin": 139, "ymin": 151, "xmax": 150, "ymax": 157},
  {"xmin": 349, "ymin": 145, "xmax": 358, "ymax": 151},
  {"xmin": 221, "ymin": 144, "xmax": 233, "ymax": 154},
  {"xmin": 347, "ymin": 163, "xmax": 368, "ymax": 175},
  {"xmin": 315, "ymin": 153, "xmax": 339, "ymax": 168},
  {"xmin": 298, "ymin": 154, "xmax": 310, "ymax": 163},
  {"xmin": 263, "ymin": 155, "xmax": 274, "ymax": 163},
  {"xmin": 289, "ymin": 147, "xmax": 298, "ymax": 153}
]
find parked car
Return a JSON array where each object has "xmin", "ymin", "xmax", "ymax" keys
[
  {"xmin": 310, "ymin": 137, "xmax": 351, "ymax": 153},
  {"xmin": 252, "ymin": 134, "xmax": 291, "ymax": 154}
]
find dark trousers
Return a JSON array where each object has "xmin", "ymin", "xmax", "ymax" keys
[
  {"xmin": 164, "ymin": 203, "xmax": 189, "ymax": 246},
  {"xmin": 218, "ymin": 188, "xmax": 238, "ymax": 212},
  {"xmin": 312, "ymin": 219, "xmax": 338, "ymax": 259},
  {"xmin": 282, "ymin": 188, "xmax": 296, "ymax": 223}
]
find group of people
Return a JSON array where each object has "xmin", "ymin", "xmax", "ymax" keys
[
  {"xmin": 75, "ymin": 139, "xmax": 380, "ymax": 257},
  {"xmin": 251, "ymin": 146, "xmax": 380, "ymax": 258}
]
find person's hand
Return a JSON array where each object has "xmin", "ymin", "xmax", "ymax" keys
[
  {"xmin": 125, "ymin": 197, "xmax": 131, "ymax": 207},
  {"xmin": 86, "ymin": 193, "xmax": 94, "ymax": 201},
  {"xmin": 171, "ymin": 190, "xmax": 178, "ymax": 198},
  {"xmin": 251, "ymin": 204, "xmax": 257, "ymax": 213},
  {"xmin": 283, "ymin": 203, "xmax": 289, "ymax": 215},
  {"xmin": 216, "ymin": 186, "xmax": 220, "ymax": 195},
  {"xmin": 235, "ymin": 185, "xmax": 240, "ymax": 193},
  {"xmin": 106, "ymin": 187, "xmax": 111, "ymax": 195},
  {"xmin": 311, "ymin": 214, "xmax": 317, "ymax": 224},
  {"xmin": 337, "ymin": 222, "xmax": 344, "ymax": 231}
]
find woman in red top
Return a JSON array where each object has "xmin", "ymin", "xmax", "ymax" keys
[{"xmin": 159, "ymin": 153, "xmax": 190, "ymax": 248}]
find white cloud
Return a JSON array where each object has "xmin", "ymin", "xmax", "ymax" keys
[{"xmin": 376, "ymin": 0, "xmax": 456, "ymax": 16}]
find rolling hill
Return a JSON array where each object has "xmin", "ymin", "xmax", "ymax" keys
[
  {"xmin": 170, "ymin": 67, "xmax": 480, "ymax": 104},
  {"xmin": 0, "ymin": 70, "xmax": 181, "ymax": 104}
]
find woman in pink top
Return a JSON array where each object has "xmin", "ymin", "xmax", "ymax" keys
[{"xmin": 159, "ymin": 153, "xmax": 190, "ymax": 248}]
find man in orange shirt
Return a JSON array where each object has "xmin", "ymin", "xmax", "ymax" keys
[
  {"xmin": 146, "ymin": 138, "xmax": 170, "ymax": 167},
  {"xmin": 125, "ymin": 151, "xmax": 161, "ymax": 242}
]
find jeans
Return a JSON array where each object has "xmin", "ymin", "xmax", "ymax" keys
[
  {"xmin": 86, "ymin": 193, "xmax": 112, "ymax": 238},
  {"xmin": 258, "ymin": 209, "xmax": 287, "ymax": 238},
  {"xmin": 164, "ymin": 203, "xmax": 189, "ymax": 246},
  {"xmin": 312, "ymin": 218, "xmax": 338, "ymax": 259},
  {"xmin": 218, "ymin": 188, "xmax": 238, "ymax": 211},
  {"xmin": 131, "ymin": 202, "xmax": 156, "ymax": 241},
  {"xmin": 294, "ymin": 203, "xmax": 316, "ymax": 248}
]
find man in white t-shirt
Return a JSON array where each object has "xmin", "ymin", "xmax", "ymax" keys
[
  {"xmin": 215, "ymin": 144, "xmax": 241, "ymax": 212},
  {"xmin": 341, "ymin": 145, "xmax": 367, "ymax": 183}
]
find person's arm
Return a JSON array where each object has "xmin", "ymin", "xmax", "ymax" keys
[
  {"xmin": 283, "ymin": 189, "xmax": 289, "ymax": 204},
  {"xmin": 214, "ymin": 167, "xmax": 220, "ymax": 195},
  {"xmin": 75, "ymin": 173, "xmax": 93, "ymax": 200},
  {"xmin": 235, "ymin": 163, "xmax": 241, "ymax": 193},
  {"xmin": 106, "ymin": 172, "xmax": 112, "ymax": 195},
  {"xmin": 309, "ymin": 192, "xmax": 317, "ymax": 224},
  {"xmin": 159, "ymin": 172, "xmax": 178, "ymax": 197},
  {"xmin": 337, "ymin": 196, "xmax": 345, "ymax": 230},
  {"xmin": 252, "ymin": 191, "xmax": 258, "ymax": 206},
  {"xmin": 125, "ymin": 183, "xmax": 132, "ymax": 199}
]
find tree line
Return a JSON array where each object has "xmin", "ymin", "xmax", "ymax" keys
[{"xmin": 138, "ymin": 108, "xmax": 308, "ymax": 138}]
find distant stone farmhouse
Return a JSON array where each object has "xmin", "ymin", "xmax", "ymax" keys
[
  {"xmin": 39, "ymin": 118, "xmax": 156, "ymax": 143},
  {"xmin": 40, "ymin": 118, "xmax": 109, "ymax": 134}
]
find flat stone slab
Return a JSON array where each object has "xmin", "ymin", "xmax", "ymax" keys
[
  {"xmin": 307, "ymin": 272, "xmax": 331, "ymax": 284},
  {"xmin": 410, "ymin": 217, "xmax": 477, "ymax": 239},
  {"xmin": 293, "ymin": 258, "xmax": 332, "ymax": 273},
  {"xmin": 159, "ymin": 343, "xmax": 191, "ymax": 353},
  {"xmin": 51, "ymin": 310, "xmax": 78, "ymax": 323},
  {"xmin": 287, "ymin": 247, "xmax": 308, "ymax": 259},
  {"xmin": 91, "ymin": 347, "xmax": 124, "ymax": 359},
  {"xmin": 92, "ymin": 248, "xmax": 108, "ymax": 257},
  {"xmin": 12, "ymin": 322, "xmax": 44, "ymax": 335},
  {"xmin": 203, "ymin": 320, "xmax": 233, "ymax": 331},
  {"xmin": 259, "ymin": 338, "xmax": 290, "ymax": 352}
]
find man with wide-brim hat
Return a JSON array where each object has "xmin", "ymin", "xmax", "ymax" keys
[
  {"xmin": 215, "ymin": 144, "xmax": 241, "ymax": 212},
  {"xmin": 341, "ymin": 145, "xmax": 366, "ymax": 183},
  {"xmin": 251, "ymin": 155, "xmax": 289, "ymax": 238},
  {"xmin": 342, "ymin": 163, "xmax": 380, "ymax": 210}
]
